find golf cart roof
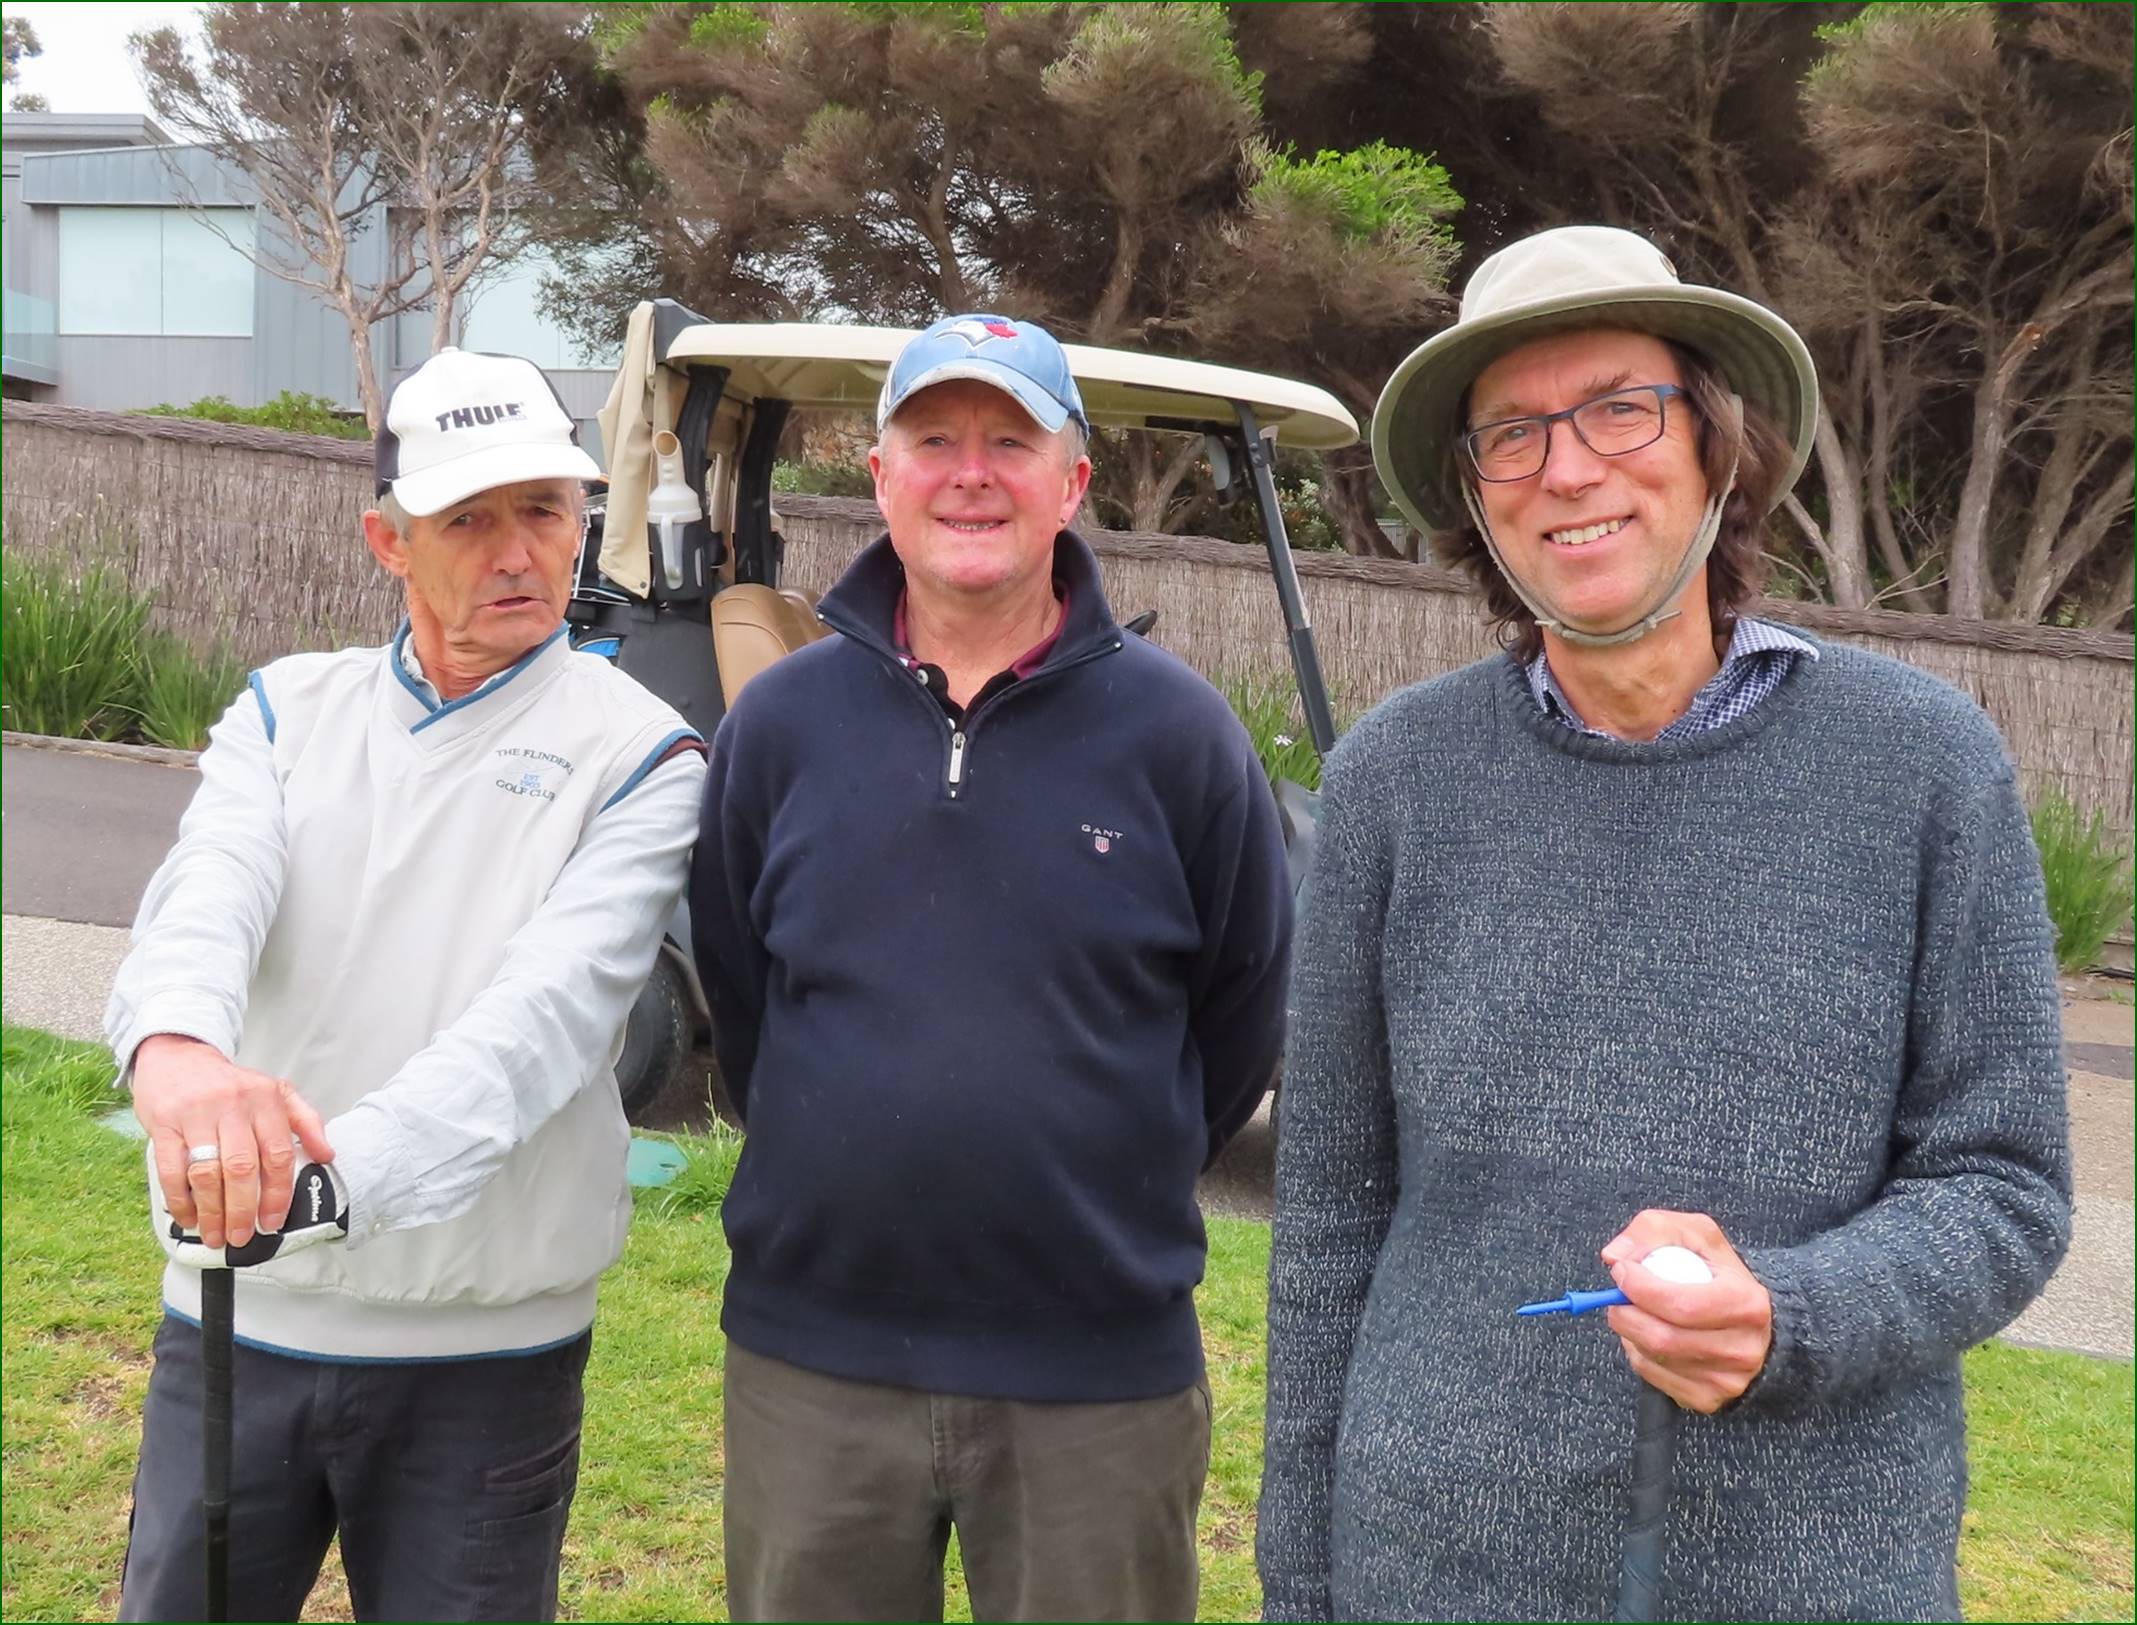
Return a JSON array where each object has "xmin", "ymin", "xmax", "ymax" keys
[{"xmin": 658, "ymin": 321, "xmax": 1359, "ymax": 450}]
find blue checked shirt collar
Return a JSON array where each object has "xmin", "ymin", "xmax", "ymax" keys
[{"xmin": 1527, "ymin": 617, "xmax": 1818, "ymax": 742}]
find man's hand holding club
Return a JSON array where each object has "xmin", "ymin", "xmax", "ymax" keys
[{"xmin": 133, "ymin": 1034, "xmax": 344, "ymax": 1267}]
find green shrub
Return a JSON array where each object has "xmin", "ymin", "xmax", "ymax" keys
[
  {"xmin": 139, "ymin": 390, "xmax": 368, "ymax": 440},
  {"xmin": 1191, "ymin": 466, "xmax": 1347, "ymax": 552},
  {"xmin": 134, "ymin": 631, "xmax": 248, "ymax": 751},
  {"xmin": 0, "ymin": 550, "xmax": 151, "ymax": 740},
  {"xmin": 1218, "ymin": 667, "xmax": 1334, "ymax": 792},
  {"xmin": 2031, "ymin": 791, "xmax": 2135, "ymax": 974},
  {"xmin": 772, "ymin": 457, "xmax": 876, "ymax": 499}
]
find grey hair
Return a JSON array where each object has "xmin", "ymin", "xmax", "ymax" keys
[{"xmin": 375, "ymin": 490, "xmax": 416, "ymax": 534}]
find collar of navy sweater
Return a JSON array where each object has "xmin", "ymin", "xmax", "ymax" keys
[
  {"xmin": 816, "ymin": 528, "xmax": 1124, "ymax": 675},
  {"xmin": 387, "ymin": 618, "xmax": 573, "ymax": 736}
]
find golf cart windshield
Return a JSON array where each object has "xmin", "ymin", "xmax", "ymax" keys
[
  {"xmin": 593, "ymin": 299, "xmax": 1357, "ymax": 755},
  {"xmin": 597, "ymin": 307, "xmax": 1355, "ymax": 582}
]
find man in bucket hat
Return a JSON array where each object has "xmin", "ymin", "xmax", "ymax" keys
[
  {"xmin": 1259, "ymin": 227, "xmax": 2071, "ymax": 1619},
  {"xmin": 692, "ymin": 313, "xmax": 1290, "ymax": 1621},
  {"xmin": 108, "ymin": 348, "xmax": 706, "ymax": 1620}
]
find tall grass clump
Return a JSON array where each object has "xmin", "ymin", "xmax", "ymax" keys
[
  {"xmin": 2, "ymin": 547, "xmax": 248, "ymax": 749},
  {"xmin": 640, "ymin": 1123, "xmax": 746, "ymax": 1219},
  {"xmin": 2030, "ymin": 790, "xmax": 2135, "ymax": 973},
  {"xmin": 1218, "ymin": 668, "xmax": 1338, "ymax": 791},
  {"xmin": 1, "ymin": 1024, "xmax": 122, "ymax": 1117},
  {"xmin": 0, "ymin": 550, "xmax": 151, "ymax": 740},
  {"xmin": 135, "ymin": 632, "xmax": 248, "ymax": 751}
]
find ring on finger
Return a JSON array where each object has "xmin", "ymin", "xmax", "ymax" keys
[{"xmin": 187, "ymin": 1143, "xmax": 221, "ymax": 1166}]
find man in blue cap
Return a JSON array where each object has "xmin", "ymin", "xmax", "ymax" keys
[{"xmin": 692, "ymin": 314, "xmax": 1292, "ymax": 1621}]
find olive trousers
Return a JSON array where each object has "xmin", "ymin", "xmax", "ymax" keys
[{"xmin": 722, "ymin": 1342, "xmax": 1212, "ymax": 1623}]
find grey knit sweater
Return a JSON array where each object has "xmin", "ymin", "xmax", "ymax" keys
[{"xmin": 1258, "ymin": 644, "xmax": 2072, "ymax": 1623}]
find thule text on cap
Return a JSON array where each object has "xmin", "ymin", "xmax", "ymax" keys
[{"xmin": 376, "ymin": 348, "xmax": 601, "ymax": 518}]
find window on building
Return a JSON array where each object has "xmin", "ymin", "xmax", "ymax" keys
[
  {"xmin": 459, "ymin": 249, "xmax": 619, "ymax": 370},
  {"xmin": 57, "ymin": 207, "xmax": 255, "ymax": 337}
]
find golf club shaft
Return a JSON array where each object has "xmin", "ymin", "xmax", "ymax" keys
[
  {"xmin": 1614, "ymin": 1380, "xmax": 1678, "ymax": 1622},
  {"xmin": 201, "ymin": 1268, "xmax": 234, "ymax": 1624}
]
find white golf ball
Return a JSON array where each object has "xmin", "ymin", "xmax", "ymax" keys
[{"xmin": 1640, "ymin": 1245, "xmax": 1713, "ymax": 1285}]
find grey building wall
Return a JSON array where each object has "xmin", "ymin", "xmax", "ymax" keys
[
  {"xmin": 14, "ymin": 142, "xmax": 386, "ymax": 413},
  {"xmin": 45, "ymin": 338, "xmax": 254, "ymax": 414},
  {"xmin": 1, "ymin": 113, "xmax": 171, "ymax": 155},
  {"xmin": 13, "ymin": 138, "xmax": 618, "ymax": 430}
]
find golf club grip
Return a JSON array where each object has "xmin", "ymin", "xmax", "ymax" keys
[
  {"xmin": 1614, "ymin": 1381, "xmax": 1679, "ymax": 1622},
  {"xmin": 201, "ymin": 1269, "xmax": 235, "ymax": 1624}
]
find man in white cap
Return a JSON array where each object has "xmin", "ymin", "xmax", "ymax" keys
[
  {"xmin": 1259, "ymin": 227, "xmax": 2071, "ymax": 1619},
  {"xmin": 692, "ymin": 313, "xmax": 1291, "ymax": 1621},
  {"xmin": 108, "ymin": 348, "xmax": 706, "ymax": 1620}
]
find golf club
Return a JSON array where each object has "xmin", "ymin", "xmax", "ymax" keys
[
  {"xmin": 1614, "ymin": 1380, "xmax": 1677, "ymax": 1622},
  {"xmin": 199, "ymin": 1266, "xmax": 234, "ymax": 1623},
  {"xmin": 1517, "ymin": 1244, "xmax": 1713, "ymax": 1623}
]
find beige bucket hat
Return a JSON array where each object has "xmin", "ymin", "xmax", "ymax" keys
[{"xmin": 1372, "ymin": 225, "xmax": 1819, "ymax": 538}]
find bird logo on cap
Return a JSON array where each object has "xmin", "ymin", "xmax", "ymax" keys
[{"xmin": 946, "ymin": 318, "xmax": 1020, "ymax": 346}]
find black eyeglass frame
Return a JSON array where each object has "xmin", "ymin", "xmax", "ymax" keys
[{"xmin": 1461, "ymin": 384, "xmax": 1690, "ymax": 483}]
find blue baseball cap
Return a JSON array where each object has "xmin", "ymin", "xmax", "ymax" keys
[{"xmin": 877, "ymin": 314, "xmax": 1090, "ymax": 437}]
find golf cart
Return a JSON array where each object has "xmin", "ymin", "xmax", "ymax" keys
[{"xmin": 576, "ymin": 300, "xmax": 1357, "ymax": 1121}]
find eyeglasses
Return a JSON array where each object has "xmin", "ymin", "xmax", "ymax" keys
[{"xmin": 1462, "ymin": 385, "xmax": 1688, "ymax": 483}]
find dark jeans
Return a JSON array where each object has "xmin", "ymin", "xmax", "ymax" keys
[
  {"xmin": 723, "ymin": 1343, "xmax": 1212, "ymax": 1623},
  {"xmin": 119, "ymin": 1313, "xmax": 590, "ymax": 1623}
]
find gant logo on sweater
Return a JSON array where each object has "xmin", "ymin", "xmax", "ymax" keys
[
  {"xmin": 1081, "ymin": 822, "xmax": 1123, "ymax": 855},
  {"xmin": 492, "ymin": 746, "xmax": 576, "ymax": 804}
]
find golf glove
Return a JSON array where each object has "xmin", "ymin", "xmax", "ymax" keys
[{"xmin": 155, "ymin": 1160, "xmax": 350, "ymax": 1270}]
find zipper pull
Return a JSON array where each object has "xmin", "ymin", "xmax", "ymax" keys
[{"xmin": 947, "ymin": 729, "xmax": 967, "ymax": 795}]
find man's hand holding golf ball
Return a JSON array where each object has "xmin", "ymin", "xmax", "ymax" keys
[{"xmin": 1601, "ymin": 1211, "xmax": 1775, "ymax": 1414}]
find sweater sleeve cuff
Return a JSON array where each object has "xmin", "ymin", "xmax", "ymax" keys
[
  {"xmin": 323, "ymin": 1100, "xmax": 411, "ymax": 1250},
  {"xmin": 1733, "ymin": 1246, "xmax": 1820, "ymax": 1413},
  {"xmin": 110, "ymin": 999, "xmax": 243, "ymax": 1083}
]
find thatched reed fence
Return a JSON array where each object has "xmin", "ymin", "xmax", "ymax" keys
[
  {"xmin": 7, "ymin": 401, "xmax": 2131, "ymax": 868},
  {"xmin": 2, "ymin": 402, "xmax": 395, "ymax": 663},
  {"xmin": 776, "ymin": 495, "xmax": 2136, "ymax": 856}
]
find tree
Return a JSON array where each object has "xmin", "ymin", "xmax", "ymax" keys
[
  {"xmin": 133, "ymin": 3, "xmax": 592, "ymax": 429},
  {"xmin": 3, "ymin": 14, "xmax": 39, "ymax": 83},
  {"xmin": 1788, "ymin": 4, "xmax": 2132, "ymax": 622},
  {"xmin": 546, "ymin": 2, "xmax": 1461, "ymax": 552},
  {"xmin": 1193, "ymin": 139, "xmax": 1462, "ymax": 556},
  {"xmin": 5, "ymin": 12, "xmax": 47, "ymax": 109},
  {"xmin": 1380, "ymin": 2, "xmax": 2130, "ymax": 625}
]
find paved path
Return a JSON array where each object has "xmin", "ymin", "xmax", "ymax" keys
[
  {"xmin": 1, "ymin": 743, "xmax": 202, "ymax": 926},
  {"xmin": 3, "ymin": 739, "xmax": 2127, "ymax": 1358}
]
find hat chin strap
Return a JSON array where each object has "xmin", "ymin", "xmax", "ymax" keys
[{"xmin": 1460, "ymin": 393, "xmax": 1742, "ymax": 650}]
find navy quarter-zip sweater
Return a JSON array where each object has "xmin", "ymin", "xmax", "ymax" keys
[{"xmin": 691, "ymin": 529, "xmax": 1292, "ymax": 1402}]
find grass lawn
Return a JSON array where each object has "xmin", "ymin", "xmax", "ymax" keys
[{"xmin": 4, "ymin": 1023, "xmax": 2130, "ymax": 1621}]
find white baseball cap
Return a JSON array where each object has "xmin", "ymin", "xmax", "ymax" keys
[{"xmin": 375, "ymin": 348, "xmax": 601, "ymax": 517}]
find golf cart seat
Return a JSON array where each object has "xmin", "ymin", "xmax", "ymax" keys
[{"xmin": 711, "ymin": 583, "xmax": 828, "ymax": 705}]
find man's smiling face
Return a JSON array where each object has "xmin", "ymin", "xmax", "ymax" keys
[
  {"xmin": 869, "ymin": 379, "xmax": 1090, "ymax": 606},
  {"xmin": 1468, "ymin": 328, "xmax": 1710, "ymax": 636}
]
